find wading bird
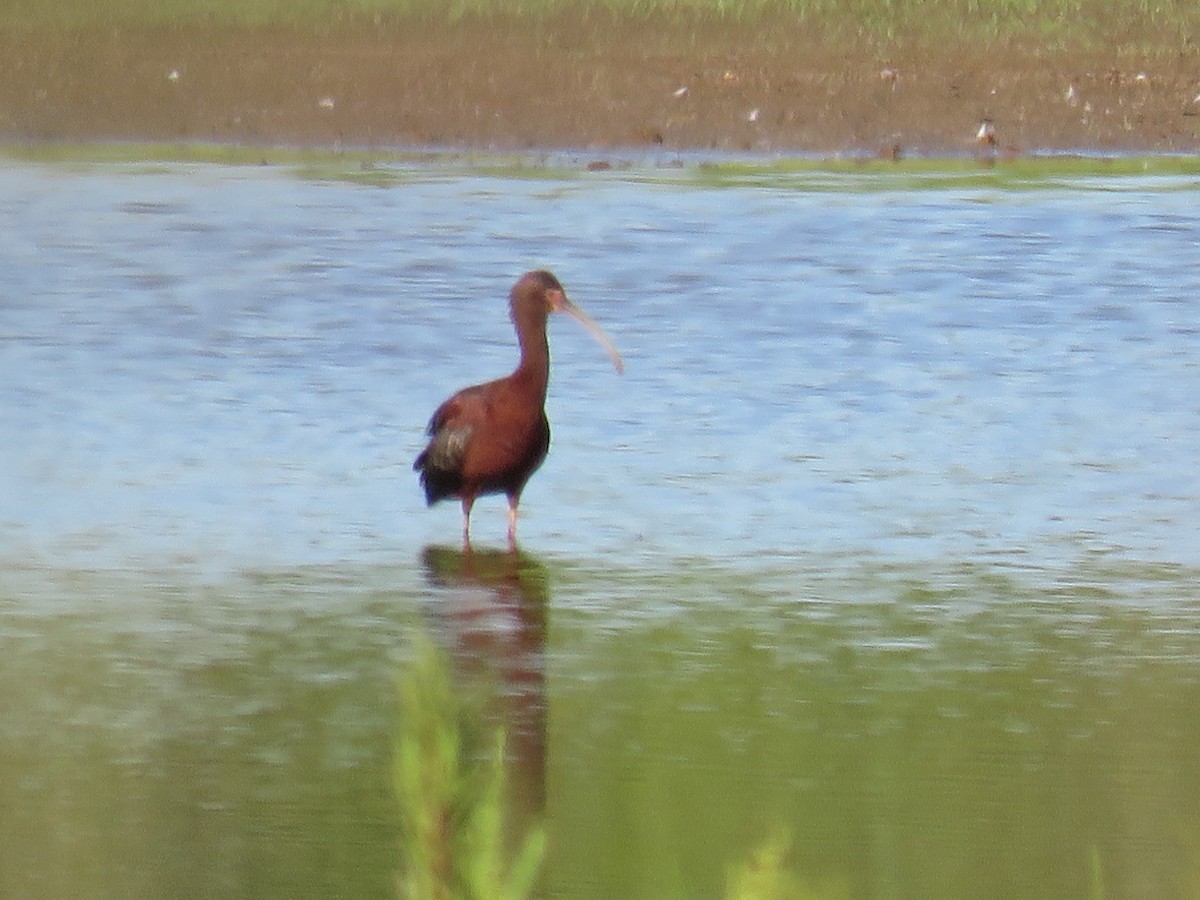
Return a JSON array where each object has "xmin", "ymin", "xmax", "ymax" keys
[{"xmin": 414, "ymin": 271, "xmax": 623, "ymax": 549}]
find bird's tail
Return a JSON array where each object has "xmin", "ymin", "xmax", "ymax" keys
[{"xmin": 413, "ymin": 451, "xmax": 458, "ymax": 506}]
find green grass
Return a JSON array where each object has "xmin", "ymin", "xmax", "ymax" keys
[
  {"xmin": 2, "ymin": 0, "xmax": 1198, "ymax": 47},
  {"xmin": 684, "ymin": 153, "xmax": 1200, "ymax": 190},
  {"xmin": 726, "ymin": 831, "xmax": 852, "ymax": 900},
  {"xmin": 394, "ymin": 637, "xmax": 546, "ymax": 900},
  {"xmin": 6, "ymin": 141, "xmax": 1200, "ymax": 189}
]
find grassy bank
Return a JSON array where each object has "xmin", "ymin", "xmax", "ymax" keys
[
  {"xmin": 3, "ymin": 0, "xmax": 1196, "ymax": 153},
  {"xmin": 2, "ymin": 0, "xmax": 1198, "ymax": 48},
  {"xmin": 6, "ymin": 140, "xmax": 1200, "ymax": 187}
]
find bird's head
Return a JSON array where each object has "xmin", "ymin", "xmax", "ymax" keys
[{"xmin": 512, "ymin": 270, "xmax": 624, "ymax": 374}]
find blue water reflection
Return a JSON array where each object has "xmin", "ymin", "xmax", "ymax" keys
[
  {"xmin": 3, "ymin": 158, "xmax": 1200, "ymax": 899},
  {"xmin": 2, "ymin": 161, "xmax": 1199, "ymax": 574}
]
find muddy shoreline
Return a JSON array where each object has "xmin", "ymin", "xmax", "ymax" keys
[{"xmin": 3, "ymin": 20, "xmax": 1199, "ymax": 156}]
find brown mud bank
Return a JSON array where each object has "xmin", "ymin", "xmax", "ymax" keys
[{"xmin": 3, "ymin": 18, "xmax": 1199, "ymax": 156}]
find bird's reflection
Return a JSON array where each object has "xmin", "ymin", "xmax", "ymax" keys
[{"xmin": 419, "ymin": 544, "xmax": 548, "ymax": 826}]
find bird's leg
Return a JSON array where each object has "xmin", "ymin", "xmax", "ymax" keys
[
  {"xmin": 461, "ymin": 495, "xmax": 476, "ymax": 550},
  {"xmin": 506, "ymin": 495, "xmax": 520, "ymax": 551}
]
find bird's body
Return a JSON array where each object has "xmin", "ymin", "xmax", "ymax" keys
[
  {"xmin": 414, "ymin": 271, "xmax": 622, "ymax": 548},
  {"xmin": 415, "ymin": 369, "xmax": 551, "ymax": 517}
]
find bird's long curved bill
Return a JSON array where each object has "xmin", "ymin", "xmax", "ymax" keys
[{"xmin": 561, "ymin": 300, "xmax": 625, "ymax": 374}]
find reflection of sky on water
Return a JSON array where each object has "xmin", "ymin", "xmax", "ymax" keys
[
  {"xmin": 2, "ymin": 162, "xmax": 1199, "ymax": 574},
  {"xmin": 2, "ymin": 160, "xmax": 1200, "ymax": 900}
]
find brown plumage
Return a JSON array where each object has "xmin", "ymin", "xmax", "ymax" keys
[{"xmin": 414, "ymin": 270, "xmax": 623, "ymax": 548}]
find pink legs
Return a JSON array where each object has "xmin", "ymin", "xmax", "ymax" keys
[
  {"xmin": 460, "ymin": 495, "xmax": 475, "ymax": 549},
  {"xmin": 458, "ymin": 492, "xmax": 521, "ymax": 552},
  {"xmin": 507, "ymin": 496, "xmax": 520, "ymax": 551}
]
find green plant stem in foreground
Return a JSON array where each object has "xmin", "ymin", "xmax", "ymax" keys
[{"xmin": 394, "ymin": 638, "xmax": 545, "ymax": 900}]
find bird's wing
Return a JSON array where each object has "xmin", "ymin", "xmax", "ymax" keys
[
  {"xmin": 419, "ymin": 424, "xmax": 473, "ymax": 475},
  {"xmin": 425, "ymin": 383, "xmax": 490, "ymax": 436},
  {"xmin": 416, "ymin": 384, "xmax": 491, "ymax": 474}
]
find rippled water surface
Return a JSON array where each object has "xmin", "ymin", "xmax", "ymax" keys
[{"xmin": 2, "ymin": 158, "xmax": 1199, "ymax": 898}]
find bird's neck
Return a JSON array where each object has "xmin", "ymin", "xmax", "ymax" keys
[{"xmin": 514, "ymin": 327, "xmax": 550, "ymax": 397}]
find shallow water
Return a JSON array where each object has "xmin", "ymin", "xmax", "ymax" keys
[{"xmin": 2, "ymin": 158, "xmax": 1199, "ymax": 898}]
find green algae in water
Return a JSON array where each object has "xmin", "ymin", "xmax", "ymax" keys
[{"xmin": 6, "ymin": 141, "xmax": 1200, "ymax": 191}]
